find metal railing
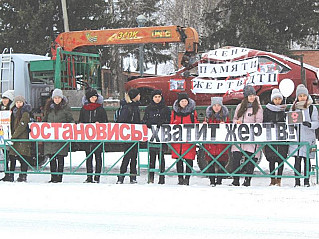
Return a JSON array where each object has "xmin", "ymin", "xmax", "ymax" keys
[{"xmin": 1, "ymin": 138, "xmax": 317, "ymax": 185}]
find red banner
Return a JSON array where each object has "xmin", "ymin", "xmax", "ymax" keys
[{"xmin": 29, "ymin": 123, "xmax": 148, "ymax": 141}]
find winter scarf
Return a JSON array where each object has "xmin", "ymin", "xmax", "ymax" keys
[{"xmin": 265, "ymin": 103, "xmax": 286, "ymax": 112}]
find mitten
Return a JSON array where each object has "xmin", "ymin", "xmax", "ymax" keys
[{"xmin": 302, "ymin": 121, "xmax": 312, "ymax": 128}]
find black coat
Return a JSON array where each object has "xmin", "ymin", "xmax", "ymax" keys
[
  {"xmin": 79, "ymin": 96, "xmax": 107, "ymax": 152},
  {"xmin": 79, "ymin": 104, "xmax": 107, "ymax": 124},
  {"xmin": 142, "ymin": 99, "xmax": 171, "ymax": 127},
  {"xmin": 117, "ymin": 99, "xmax": 140, "ymax": 124},
  {"xmin": 263, "ymin": 104, "xmax": 288, "ymax": 161}
]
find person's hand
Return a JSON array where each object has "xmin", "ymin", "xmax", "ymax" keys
[
  {"xmin": 156, "ymin": 122, "xmax": 162, "ymax": 128},
  {"xmin": 302, "ymin": 121, "xmax": 312, "ymax": 128},
  {"xmin": 146, "ymin": 122, "xmax": 152, "ymax": 129},
  {"xmin": 235, "ymin": 120, "xmax": 242, "ymax": 124}
]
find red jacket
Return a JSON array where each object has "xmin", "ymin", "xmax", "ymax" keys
[
  {"xmin": 204, "ymin": 105, "xmax": 230, "ymax": 162},
  {"xmin": 170, "ymin": 99, "xmax": 199, "ymax": 160}
]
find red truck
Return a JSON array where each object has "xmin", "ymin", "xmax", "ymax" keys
[{"xmin": 125, "ymin": 46, "xmax": 319, "ymax": 105}]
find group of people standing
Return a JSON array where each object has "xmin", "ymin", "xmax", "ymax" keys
[{"xmin": 0, "ymin": 83, "xmax": 318, "ymax": 187}]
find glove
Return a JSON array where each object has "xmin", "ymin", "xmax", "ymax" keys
[
  {"xmin": 146, "ymin": 122, "xmax": 152, "ymax": 129},
  {"xmin": 156, "ymin": 122, "xmax": 162, "ymax": 128},
  {"xmin": 302, "ymin": 121, "xmax": 312, "ymax": 128}
]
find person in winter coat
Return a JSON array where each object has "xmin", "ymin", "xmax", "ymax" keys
[
  {"xmin": 231, "ymin": 85, "xmax": 263, "ymax": 186},
  {"xmin": 43, "ymin": 89, "xmax": 74, "ymax": 183},
  {"xmin": 7, "ymin": 96, "xmax": 32, "ymax": 182},
  {"xmin": 0, "ymin": 90, "xmax": 15, "ymax": 181},
  {"xmin": 263, "ymin": 89, "xmax": 288, "ymax": 186},
  {"xmin": 204, "ymin": 97, "xmax": 230, "ymax": 186},
  {"xmin": 142, "ymin": 89, "xmax": 171, "ymax": 184},
  {"xmin": 288, "ymin": 84, "xmax": 319, "ymax": 187},
  {"xmin": 79, "ymin": 88, "xmax": 107, "ymax": 183},
  {"xmin": 171, "ymin": 92, "xmax": 199, "ymax": 186},
  {"xmin": 116, "ymin": 88, "xmax": 141, "ymax": 184},
  {"xmin": 0, "ymin": 90, "xmax": 15, "ymax": 110}
]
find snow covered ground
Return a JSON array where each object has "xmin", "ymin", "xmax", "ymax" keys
[{"xmin": 1, "ymin": 152, "xmax": 319, "ymax": 239}]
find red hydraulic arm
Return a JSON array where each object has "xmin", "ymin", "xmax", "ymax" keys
[{"xmin": 51, "ymin": 25, "xmax": 199, "ymax": 59}]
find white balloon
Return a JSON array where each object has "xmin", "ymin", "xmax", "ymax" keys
[{"xmin": 279, "ymin": 78, "xmax": 295, "ymax": 98}]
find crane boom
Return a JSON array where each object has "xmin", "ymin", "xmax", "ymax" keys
[{"xmin": 51, "ymin": 25, "xmax": 199, "ymax": 59}]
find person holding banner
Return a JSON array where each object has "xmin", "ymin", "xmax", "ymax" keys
[
  {"xmin": 231, "ymin": 85, "xmax": 263, "ymax": 186},
  {"xmin": 8, "ymin": 96, "xmax": 32, "ymax": 182},
  {"xmin": 116, "ymin": 88, "xmax": 141, "ymax": 184},
  {"xmin": 171, "ymin": 92, "xmax": 199, "ymax": 186},
  {"xmin": 204, "ymin": 97, "xmax": 230, "ymax": 186},
  {"xmin": 79, "ymin": 88, "xmax": 107, "ymax": 183},
  {"xmin": 143, "ymin": 89, "xmax": 171, "ymax": 184},
  {"xmin": 43, "ymin": 89, "xmax": 74, "ymax": 183},
  {"xmin": 263, "ymin": 89, "xmax": 288, "ymax": 186},
  {"xmin": 289, "ymin": 84, "xmax": 319, "ymax": 187}
]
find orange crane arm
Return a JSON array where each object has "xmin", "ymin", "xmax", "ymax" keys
[{"xmin": 51, "ymin": 25, "xmax": 199, "ymax": 59}]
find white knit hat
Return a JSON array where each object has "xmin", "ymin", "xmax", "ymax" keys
[
  {"xmin": 271, "ymin": 88, "xmax": 283, "ymax": 101},
  {"xmin": 2, "ymin": 90, "xmax": 14, "ymax": 101},
  {"xmin": 211, "ymin": 97, "xmax": 223, "ymax": 106},
  {"xmin": 51, "ymin": 89, "xmax": 64, "ymax": 99},
  {"xmin": 296, "ymin": 84, "xmax": 308, "ymax": 97}
]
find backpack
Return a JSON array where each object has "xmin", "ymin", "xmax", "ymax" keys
[
  {"xmin": 113, "ymin": 105, "xmax": 123, "ymax": 123},
  {"xmin": 114, "ymin": 104, "xmax": 133, "ymax": 123},
  {"xmin": 308, "ymin": 105, "xmax": 319, "ymax": 140}
]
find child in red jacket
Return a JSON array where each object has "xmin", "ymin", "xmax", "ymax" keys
[
  {"xmin": 204, "ymin": 97, "xmax": 230, "ymax": 186},
  {"xmin": 171, "ymin": 93, "xmax": 199, "ymax": 186}
]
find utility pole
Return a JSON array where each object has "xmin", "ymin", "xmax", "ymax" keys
[{"xmin": 61, "ymin": 0, "xmax": 70, "ymax": 32}]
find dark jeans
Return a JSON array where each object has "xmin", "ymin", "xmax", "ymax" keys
[
  {"xmin": 49, "ymin": 155, "xmax": 65, "ymax": 180},
  {"xmin": 149, "ymin": 149, "xmax": 165, "ymax": 181},
  {"xmin": 85, "ymin": 149, "xmax": 102, "ymax": 175},
  {"xmin": 294, "ymin": 156, "xmax": 310, "ymax": 179},
  {"xmin": 207, "ymin": 160, "xmax": 227, "ymax": 184},
  {"xmin": 268, "ymin": 157, "xmax": 284, "ymax": 178},
  {"xmin": 7, "ymin": 155, "xmax": 29, "ymax": 176},
  {"xmin": 120, "ymin": 143, "xmax": 138, "ymax": 180},
  {"xmin": 176, "ymin": 158, "xmax": 193, "ymax": 180},
  {"xmin": 232, "ymin": 151, "xmax": 257, "ymax": 182}
]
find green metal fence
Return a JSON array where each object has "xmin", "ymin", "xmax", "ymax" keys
[{"xmin": 1, "ymin": 138, "xmax": 318, "ymax": 185}]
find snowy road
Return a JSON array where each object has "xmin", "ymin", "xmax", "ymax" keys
[{"xmin": 1, "ymin": 174, "xmax": 319, "ymax": 239}]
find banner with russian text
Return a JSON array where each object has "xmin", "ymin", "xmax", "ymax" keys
[
  {"xmin": 29, "ymin": 123, "xmax": 148, "ymax": 141},
  {"xmin": 192, "ymin": 72, "xmax": 278, "ymax": 94},
  {"xmin": 148, "ymin": 123, "xmax": 297, "ymax": 143},
  {"xmin": 198, "ymin": 58, "xmax": 258, "ymax": 78}
]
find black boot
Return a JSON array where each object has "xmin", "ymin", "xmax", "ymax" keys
[
  {"xmin": 184, "ymin": 177, "xmax": 190, "ymax": 186},
  {"xmin": 148, "ymin": 173, "xmax": 154, "ymax": 184},
  {"xmin": 49, "ymin": 175, "xmax": 58, "ymax": 183},
  {"xmin": 230, "ymin": 177, "xmax": 240, "ymax": 186},
  {"xmin": 158, "ymin": 175, "xmax": 165, "ymax": 184},
  {"xmin": 116, "ymin": 176, "xmax": 124, "ymax": 184},
  {"xmin": 94, "ymin": 175, "xmax": 100, "ymax": 183},
  {"xmin": 0, "ymin": 173, "xmax": 13, "ymax": 182},
  {"xmin": 84, "ymin": 176, "xmax": 94, "ymax": 183},
  {"xmin": 209, "ymin": 176, "xmax": 216, "ymax": 186},
  {"xmin": 17, "ymin": 174, "xmax": 27, "ymax": 182},
  {"xmin": 178, "ymin": 176, "xmax": 184, "ymax": 185},
  {"xmin": 294, "ymin": 179, "xmax": 301, "ymax": 187},
  {"xmin": 304, "ymin": 178, "xmax": 310, "ymax": 187},
  {"xmin": 216, "ymin": 176, "xmax": 222, "ymax": 185},
  {"xmin": 56, "ymin": 175, "xmax": 63, "ymax": 183},
  {"xmin": 130, "ymin": 176, "xmax": 137, "ymax": 184},
  {"xmin": 242, "ymin": 177, "xmax": 251, "ymax": 187}
]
